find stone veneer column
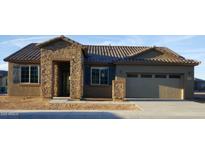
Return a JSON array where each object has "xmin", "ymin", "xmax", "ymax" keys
[
  {"xmin": 112, "ymin": 79, "xmax": 126, "ymax": 101},
  {"xmin": 40, "ymin": 43, "xmax": 83, "ymax": 99},
  {"xmin": 53, "ymin": 63, "xmax": 59, "ymax": 97},
  {"xmin": 41, "ymin": 51, "xmax": 53, "ymax": 98},
  {"xmin": 70, "ymin": 47, "xmax": 83, "ymax": 99}
]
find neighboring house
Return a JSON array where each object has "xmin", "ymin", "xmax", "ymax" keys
[
  {"xmin": 0, "ymin": 70, "xmax": 8, "ymax": 94},
  {"xmin": 4, "ymin": 36, "xmax": 200, "ymax": 100},
  {"xmin": 195, "ymin": 78, "xmax": 205, "ymax": 92}
]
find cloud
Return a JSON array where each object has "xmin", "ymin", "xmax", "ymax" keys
[
  {"xmin": 0, "ymin": 63, "xmax": 8, "ymax": 71},
  {"xmin": 178, "ymin": 48, "xmax": 205, "ymax": 60},
  {"xmin": 121, "ymin": 36, "xmax": 145, "ymax": 46},
  {"xmin": 88, "ymin": 35, "xmax": 197, "ymax": 47},
  {"xmin": 155, "ymin": 35, "xmax": 196, "ymax": 46},
  {"xmin": 182, "ymin": 48, "xmax": 205, "ymax": 54},
  {"xmin": 83, "ymin": 35, "xmax": 145, "ymax": 46},
  {"xmin": 0, "ymin": 36, "xmax": 55, "ymax": 48},
  {"xmin": 95, "ymin": 41, "xmax": 114, "ymax": 45}
]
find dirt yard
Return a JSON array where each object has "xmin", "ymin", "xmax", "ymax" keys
[{"xmin": 0, "ymin": 96, "xmax": 138, "ymax": 110}]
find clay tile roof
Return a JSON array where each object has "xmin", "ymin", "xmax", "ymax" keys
[
  {"xmin": 83, "ymin": 45, "xmax": 151, "ymax": 63},
  {"xmin": 4, "ymin": 36, "xmax": 200, "ymax": 66},
  {"xmin": 4, "ymin": 43, "xmax": 40, "ymax": 63}
]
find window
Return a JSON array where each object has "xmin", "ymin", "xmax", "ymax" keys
[
  {"xmin": 141, "ymin": 74, "xmax": 152, "ymax": 78},
  {"xmin": 127, "ymin": 73, "xmax": 139, "ymax": 78},
  {"xmin": 169, "ymin": 74, "xmax": 181, "ymax": 79},
  {"xmin": 91, "ymin": 67, "xmax": 109, "ymax": 85},
  {"xmin": 13, "ymin": 65, "xmax": 20, "ymax": 83},
  {"xmin": 30, "ymin": 66, "xmax": 39, "ymax": 83},
  {"xmin": 155, "ymin": 74, "xmax": 167, "ymax": 78},
  {"xmin": 100, "ymin": 69, "xmax": 109, "ymax": 84},
  {"xmin": 20, "ymin": 65, "xmax": 39, "ymax": 83},
  {"xmin": 91, "ymin": 68, "xmax": 100, "ymax": 84},
  {"xmin": 21, "ymin": 66, "xmax": 29, "ymax": 83}
]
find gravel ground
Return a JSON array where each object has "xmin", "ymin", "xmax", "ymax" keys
[{"xmin": 0, "ymin": 96, "xmax": 138, "ymax": 111}]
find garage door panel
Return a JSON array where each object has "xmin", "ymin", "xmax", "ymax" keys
[
  {"xmin": 126, "ymin": 78, "xmax": 159, "ymax": 98},
  {"xmin": 126, "ymin": 77, "xmax": 183, "ymax": 99},
  {"xmin": 159, "ymin": 85, "xmax": 183, "ymax": 99}
]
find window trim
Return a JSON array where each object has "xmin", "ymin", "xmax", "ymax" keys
[
  {"xmin": 169, "ymin": 74, "xmax": 181, "ymax": 79},
  {"xmin": 127, "ymin": 73, "xmax": 140, "ymax": 78},
  {"xmin": 20, "ymin": 65, "xmax": 40, "ymax": 84},
  {"xmin": 91, "ymin": 67, "xmax": 109, "ymax": 86}
]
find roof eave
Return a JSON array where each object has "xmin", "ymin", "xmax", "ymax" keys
[
  {"xmin": 114, "ymin": 61, "xmax": 200, "ymax": 66},
  {"xmin": 4, "ymin": 59, "xmax": 40, "ymax": 64}
]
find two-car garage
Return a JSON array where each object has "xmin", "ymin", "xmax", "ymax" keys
[{"xmin": 126, "ymin": 73, "xmax": 184, "ymax": 99}]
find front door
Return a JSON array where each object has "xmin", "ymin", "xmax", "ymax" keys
[
  {"xmin": 61, "ymin": 71, "xmax": 68, "ymax": 96},
  {"xmin": 59, "ymin": 63, "xmax": 70, "ymax": 97}
]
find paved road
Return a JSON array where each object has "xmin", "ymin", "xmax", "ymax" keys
[
  {"xmin": 1, "ymin": 101, "xmax": 205, "ymax": 119},
  {"xmin": 0, "ymin": 111, "xmax": 122, "ymax": 119}
]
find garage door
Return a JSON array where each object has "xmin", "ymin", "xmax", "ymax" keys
[{"xmin": 126, "ymin": 73, "xmax": 184, "ymax": 99}]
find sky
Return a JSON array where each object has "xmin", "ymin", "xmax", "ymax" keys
[{"xmin": 0, "ymin": 35, "xmax": 204, "ymax": 79}]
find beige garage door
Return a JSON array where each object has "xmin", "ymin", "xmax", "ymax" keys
[{"xmin": 126, "ymin": 73, "xmax": 184, "ymax": 99}]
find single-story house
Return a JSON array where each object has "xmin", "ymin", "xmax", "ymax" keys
[
  {"xmin": 0, "ymin": 70, "xmax": 8, "ymax": 93},
  {"xmin": 4, "ymin": 36, "xmax": 200, "ymax": 100},
  {"xmin": 195, "ymin": 78, "xmax": 205, "ymax": 92}
]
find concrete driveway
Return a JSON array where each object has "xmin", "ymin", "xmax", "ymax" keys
[
  {"xmin": 1, "ymin": 100, "xmax": 205, "ymax": 119},
  {"xmin": 124, "ymin": 100, "xmax": 205, "ymax": 118}
]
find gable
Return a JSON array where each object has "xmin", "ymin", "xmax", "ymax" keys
[
  {"xmin": 37, "ymin": 35, "xmax": 82, "ymax": 48},
  {"xmin": 135, "ymin": 48, "xmax": 179, "ymax": 59},
  {"xmin": 42, "ymin": 40, "xmax": 73, "ymax": 51},
  {"xmin": 136, "ymin": 49, "xmax": 162, "ymax": 59}
]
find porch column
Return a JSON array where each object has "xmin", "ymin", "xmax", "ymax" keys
[
  {"xmin": 41, "ymin": 58, "xmax": 53, "ymax": 98},
  {"xmin": 70, "ymin": 48, "xmax": 84, "ymax": 100},
  {"xmin": 112, "ymin": 79, "xmax": 126, "ymax": 101},
  {"xmin": 53, "ymin": 63, "xmax": 59, "ymax": 97}
]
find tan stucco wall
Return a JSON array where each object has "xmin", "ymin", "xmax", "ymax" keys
[
  {"xmin": 8, "ymin": 62, "xmax": 41, "ymax": 96},
  {"xmin": 115, "ymin": 65, "xmax": 194, "ymax": 99},
  {"xmin": 84, "ymin": 85, "xmax": 112, "ymax": 98},
  {"xmin": 41, "ymin": 40, "xmax": 84, "ymax": 99}
]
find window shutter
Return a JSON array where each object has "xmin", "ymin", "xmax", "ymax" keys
[
  {"xmin": 13, "ymin": 65, "xmax": 20, "ymax": 83},
  {"xmin": 84, "ymin": 65, "xmax": 90, "ymax": 85},
  {"xmin": 109, "ymin": 67, "xmax": 115, "ymax": 85}
]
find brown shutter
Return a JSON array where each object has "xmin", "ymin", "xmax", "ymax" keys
[{"xmin": 13, "ymin": 65, "xmax": 20, "ymax": 83}]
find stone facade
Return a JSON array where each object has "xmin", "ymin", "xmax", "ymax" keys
[
  {"xmin": 112, "ymin": 79, "xmax": 126, "ymax": 101},
  {"xmin": 41, "ymin": 40, "xmax": 84, "ymax": 99},
  {"xmin": 53, "ymin": 63, "xmax": 59, "ymax": 97}
]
